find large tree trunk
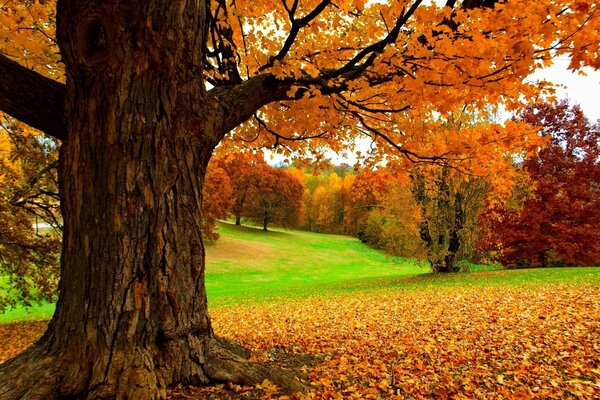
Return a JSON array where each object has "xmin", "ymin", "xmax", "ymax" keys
[{"xmin": 0, "ymin": 1, "xmax": 302, "ymax": 399}]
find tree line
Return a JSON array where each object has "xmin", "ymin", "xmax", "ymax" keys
[
  {"xmin": 203, "ymin": 100, "xmax": 600, "ymax": 273},
  {"xmin": 2, "ymin": 99, "xmax": 598, "ymax": 316}
]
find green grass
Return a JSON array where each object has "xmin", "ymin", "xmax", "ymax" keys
[
  {"xmin": 2, "ymin": 221, "xmax": 599, "ymax": 323},
  {"xmin": 204, "ymin": 222, "xmax": 425, "ymax": 306}
]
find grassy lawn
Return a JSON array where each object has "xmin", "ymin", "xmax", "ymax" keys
[
  {"xmin": 1, "ymin": 221, "xmax": 599, "ymax": 323},
  {"xmin": 205, "ymin": 222, "xmax": 426, "ymax": 306}
]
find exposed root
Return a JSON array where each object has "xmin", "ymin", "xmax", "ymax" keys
[
  {"xmin": 214, "ymin": 336, "xmax": 252, "ymax": 359},
  {"xmin": 0, "ymin": 340, "xmax": 60, "ymax": 400},
  {"xmin": 203, "ymin": 337, "xmax": 308, "ymax": 394},
  {"xmin": 0, "ymin": 333, "xmax": 306, "ymax": 399}
]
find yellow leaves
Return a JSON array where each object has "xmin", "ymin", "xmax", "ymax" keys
[
  {"xmin": 318, "ymin": 377, "xmax": 332, "ymax": 388},
  {"xmin": 255, "ymin": 378, "xmax": 279, "ymax": 394},
  {"xmin": 0, "ymin": 0, "xmax": 62, "ymax": 80},
  {"xmin": 0, "ymin": 322, "xmax": 49, "ymax": 363}
]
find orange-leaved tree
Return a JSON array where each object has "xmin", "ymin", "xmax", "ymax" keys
[
  {"xmin": 218, "ymin": 151, "xmax": 266, "ymax": 225},
  {"xmin": 0, "ymin": 0, "xmax": 598, "ymax": 398},
  {"xmin": 201, "ymin": 160, "xmax": 234, "ymax": 240}
]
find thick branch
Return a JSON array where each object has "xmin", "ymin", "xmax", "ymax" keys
[
  {"xmin": 211, "ymin": 73, "xmax": 296, "ymax": 135},
  {"xmin": 0, "ymin": 54, "xmax": 66, "ymax": 141}
]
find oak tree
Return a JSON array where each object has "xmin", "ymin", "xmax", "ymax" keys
[{"xmin": 0, "ymin": 0, "xmax": 598, "ymax": 398}]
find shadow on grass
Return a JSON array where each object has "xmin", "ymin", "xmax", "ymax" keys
[{"xmin": 216, "ymin": 222, "xmax": 294, "ymax": 238}]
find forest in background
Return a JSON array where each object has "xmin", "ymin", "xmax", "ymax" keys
[
  {"xmin": 2, "ymin": 98, "xmax": 600, "ymax": 314},
  {"xmin": 204, "ymin": 100, "xmax": 600, "ymax": 272}
]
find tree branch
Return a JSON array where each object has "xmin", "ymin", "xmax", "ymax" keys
[
  {"xmin": 259, "ymin": 0, "xmax": 332, "ymax": 71},
  {"xmin": 211, "ymin": 73, "xmax": 297, "ymax": 136},
  {"xmin": 328, "ymin": 0, "xmax": 424, "ymax": 80},
  {"xmin": 0, "ymin": 54, "xmax": 66, "ymax": 141}
]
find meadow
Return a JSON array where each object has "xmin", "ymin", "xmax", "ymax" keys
[{"xmin": 1, "ymin": 222, "xmax": 599, "ymax": 399}]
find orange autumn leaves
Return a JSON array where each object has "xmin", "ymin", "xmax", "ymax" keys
[
  {"xmin": 224, "ymin": 0, "xmax": 599, "ymax": 160},
  {"xmin": 4, "ymin": 283, "xmax": 599, "ymax": 399},
  {"xmin": 207, "ymin": 284, "xmax": 600, "ymax": 399},
  {"xmin": 0, "ymin": 0, "xmax": 61, "ymax": 80}
]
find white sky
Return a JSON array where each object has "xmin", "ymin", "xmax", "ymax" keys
[{"xmin": 531, "ymin": 59, "xmax": 600, "ymax": 122}]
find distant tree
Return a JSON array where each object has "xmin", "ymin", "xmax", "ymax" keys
[
  {"xmin": 483, "ymin": 101, "xmax": 600, "ymax": 267},
  {"xmin": 0, "ymin": 117, "xmax": 60, "ymax": 311},
  {"xmin": 201, "ymin": 162, "xmax": 233, "ymax": 240},
  {"xmin": 219, "ymin": 152, "xmax": 265, "ymax": 225},
  {"xmin": 244, "ymin": 166, "xmax": 303, "ymax": 231},
  {"xmin": 349, "ymin": 170, "xmax": 392, "ymax": 240},
  {"xmin": 302, "ymin": 171, "xmax": 354, "ymax": 233},
  {"xmin": 411, "ymin": 167, "xmax": 488, "ymax": 272}
]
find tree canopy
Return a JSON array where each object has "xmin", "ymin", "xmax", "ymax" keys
[{"xmin": 0, "ymin": 0, "xmax": 599, "ymax": 399}]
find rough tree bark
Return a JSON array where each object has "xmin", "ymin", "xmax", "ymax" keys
[{"xmin": 0, "ymin": 1, "xmax": 303, "ymax": 399}]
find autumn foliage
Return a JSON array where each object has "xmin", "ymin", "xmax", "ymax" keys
[
  {"xmin": 0, "ymin": 117, "xmax": 60, "ymax": 312},
  {"xmin": 3, "ymin": 283, "xmax": 599, "ymax": 399},
  {"xmin": 481, "ymin": 101, "xmax": 600, "ymax": 267},
  {"xmin": 202, "ymin": 162, "xmax": 234, "ymax": 240},
  {"xmin": 1, "ymin": 0, "xmax": 600, "ymax": 397}
]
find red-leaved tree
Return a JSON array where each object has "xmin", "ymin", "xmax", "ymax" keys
[
  {"xmin": 244, "ymin": 165, "xmax": 304, "ymax": 231},
  {"xmin": 482, "ymin": 101, "xmax": 600, "ymax": 267},
  {"xmin": 202, "ymin": 161, "xmax": 234, "ymax": 240}
]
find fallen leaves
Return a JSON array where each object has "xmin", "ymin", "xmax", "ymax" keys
[
  {"xmin": 1, "ymin": 284, "xmax": 598, "ymax": 399},
  {"xmin": 0, "ymin": 321, "xmax": 48, "ymax": 363},
  {"xmin": 206, "ymin": 284, "xmax": 600, "ymax": 399}
]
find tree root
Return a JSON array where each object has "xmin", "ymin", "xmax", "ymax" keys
[
  {"xmin": 0, "ymin": 340, "xmax": 60, "ymax": 400},
  {"xmin": 0, "ymin": 334, "xmax": 307, "ymax": 399},
  {"xmin": 203, "ymin": 337, "xmax": 308, "ymax": 394}
]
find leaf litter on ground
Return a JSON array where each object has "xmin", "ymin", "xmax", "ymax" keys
[{"xmin": 1, "ymin": 284, "xmax": 598, "ymax": 399}]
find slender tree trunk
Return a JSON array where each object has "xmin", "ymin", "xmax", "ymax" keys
[
  {"xmin": 0, "ymin": 1, "xmax": 302, "ymax": 398},
  {"xmin": 236, "ymin": 215, "xmax": 242, "ymax": 225},
  {"xmin": 263, "ymin": 218, "xmax": 268, "ymax": 231}
]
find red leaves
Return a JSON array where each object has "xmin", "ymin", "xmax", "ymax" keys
[{"xmin": 481, "ymin": 101, "xmax": 600, "ymax": 267}]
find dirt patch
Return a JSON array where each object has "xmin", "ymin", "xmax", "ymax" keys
[{"xmin": 206, "ymin": 236, "xmax": 278, "ymax": 272}]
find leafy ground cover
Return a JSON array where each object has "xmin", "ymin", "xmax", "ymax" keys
[
  {"xmin": 1, "ymin": 223, "xmax": 599, "ymax": 398},
  {"xmin": 1, "ymin": 282, "xmax": 598, "ymax": 399}
]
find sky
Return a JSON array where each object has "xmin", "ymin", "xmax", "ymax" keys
[{"xmin": 533, "ymin": 59, "xmax": 600, "ymax": 122}]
